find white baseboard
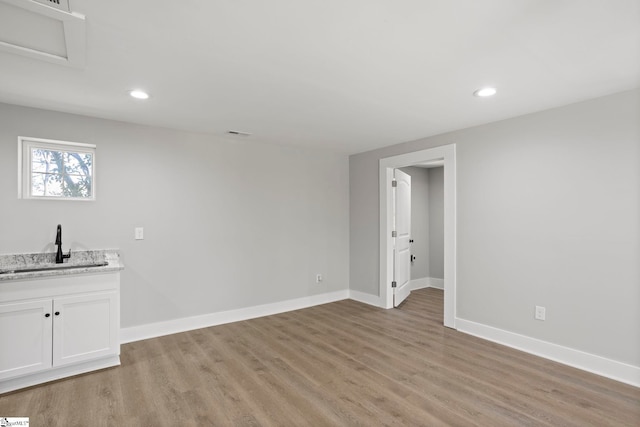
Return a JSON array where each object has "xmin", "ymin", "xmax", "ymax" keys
[
  {"xmin": 349, "ymin": 290, "xmax": 384, "ymax": 307},
  {"xmin": 409, "ymin": 277, "xmax": 429, "ymax": 290},
  {"xmin": 120, "ymin": 290, "xmax": 349, "ymax": 344},
  {"xmin": 428, "ymin": 277, "xmax": 444, "ymax": 289},
  {"xmin": 456, "ymin": 318, "xmax": 640, "ymax": 388},
  {"xmin": 347, "ymin": 279, "xmax": 444, "ymax": 309},
  {"xmin": 121, "ymin": 289, "xmax": 639, "ymax": 388},
  {"xmin": 349, "ymin": 281, "xmax": 443, "ymax": 308},
  {"xmin": 409, "ymin": 277, "xmax": 444, "ymax": 290}
]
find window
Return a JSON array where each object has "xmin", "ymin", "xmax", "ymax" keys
[{"xmin": 18, "ymin": 137, "xmax": 96, "ymax": 200}]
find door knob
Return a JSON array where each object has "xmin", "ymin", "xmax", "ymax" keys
[{"xmin": 45, "ymin": 313, "xmax": 50, "ymax": 318}]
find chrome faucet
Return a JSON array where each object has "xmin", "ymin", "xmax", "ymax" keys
[{"xmin": 55, "ymin": 224, "xmax": 71, "ymax": 264}]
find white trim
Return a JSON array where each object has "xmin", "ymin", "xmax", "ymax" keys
[
  {"xmin": 0, "ymin": 355, "xmax": 119, "ymax": 394},
  {"xmin": 456, "ymin": 318, "xmax": 640, "ymax": 388},
  {"xmin": 18, "ymin": 136, "xmax": 96, "ymax": 201},
  {"xmin": 120, "ymin": 290, "xmax": 349, "ymax": 344},
  {"xmin": 428, "ymin": 277, "xmax": 444, "ymax": 289},
  {"xmin": 349, "ymin": 290, "xmax": 385, "ymax": 307},
  {"xmin": 19, "ymin": 136, "xmax": 96, "ymax": 149},
  {"xmin": 409, "ymin": 277, "xmax": 429, "ymax": 290},
  {"xmin": 380, "ymin": 144, "xmax": 457, "ymax": 328}
]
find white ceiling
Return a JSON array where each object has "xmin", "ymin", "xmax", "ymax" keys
[{"xmin": 0, "ymin": 0, "xmax": 638, "ymax": 154}]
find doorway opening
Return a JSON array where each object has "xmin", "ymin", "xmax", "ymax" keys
[
  {"xmin": 397, "ymin": 163, "xmax": 444, "ymax": 302},
  {"xmin": 379, "ymin": 144, "xmax": 456, "ymax": 328}
]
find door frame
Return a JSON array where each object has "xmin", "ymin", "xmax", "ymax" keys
[{"xmin": 379, "ymin": 144, "xmax": 457, "ymax": 328}]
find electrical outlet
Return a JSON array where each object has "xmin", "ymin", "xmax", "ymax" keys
[
  {"xmin": 535, "ymin": 306, "xmax": 546, "ymax": 321},
  {"xmin": 135, "ymin": 227, "xmax": 144, "ymax": 240},
  {"xmin": 316, "ymin": 274, "xmax": 323, "ymax": 283}
]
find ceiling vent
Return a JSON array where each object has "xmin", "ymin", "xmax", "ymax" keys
[
  {"xmin": 33, "ymin": 0, "xmax": 70, "ymax": 12},
  {"xmin": 227, "ymin": 130, "xmax": 252, "ymax": 137}
]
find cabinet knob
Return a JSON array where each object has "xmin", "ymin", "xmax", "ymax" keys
[
  {"xmin": 45, "ymin": 313, "xmax": 51, "ymax": 318},
  {"xmin": 55, "ymin": 311, "xmax": 60, "ymax": 316}
]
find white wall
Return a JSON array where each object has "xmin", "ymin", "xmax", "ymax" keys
[
  {"xmin": 349, "ymin": 90, "xmax": 640, "ymax": 368},
  {"xmin": 0, "ymin": 103, "xmax": 350, "ymax": 329}
]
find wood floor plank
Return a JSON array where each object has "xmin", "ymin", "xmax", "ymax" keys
[
  {"xmin": 252, "ymin": 312, "xmax": 482, "ymax": 425},
  {"xmin": 317, "ymin": 294, "xmax": 640, "ymax": 425},
  {"xmin": 292, "ymin": 308, "xmax": 554, "ymax": 426},
  {"xmin": 1, "ymin": 288, "xmax": 638, "ymax": 426},
  {"xmin": 224, "ymin": 322, "xmax": 362, "ymax": 426},
  {"xmin": 308, "ymin": 308, "xmax": 578, "ymax": 425},
  {"xmin": 248, "ymin": 313, "xmax": 458, "ymax": 426}
]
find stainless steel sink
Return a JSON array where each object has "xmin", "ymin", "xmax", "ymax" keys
[{"xmin": 0, "ymin": 262, "xmax": 108, "ymax": 275}]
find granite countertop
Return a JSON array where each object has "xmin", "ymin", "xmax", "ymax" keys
[{"xmin": 0, "ymin": 249, "xmax": 124, "ymax": 281}]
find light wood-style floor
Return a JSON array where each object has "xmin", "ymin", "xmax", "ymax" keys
[{"xmin": 2, "ymin": 288, "xmax": 639, "ymax": 426}]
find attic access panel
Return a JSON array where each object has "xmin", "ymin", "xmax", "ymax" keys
[
  {"xmin": 33, "ymin": 0, "xmax": 69, "ymax": 12},
  {"xmin": 0, "ymin": 0, "xmax": 85, "ymax": 67}
]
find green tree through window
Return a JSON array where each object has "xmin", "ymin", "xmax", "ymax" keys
[{"xmin": 31, "ymin": 149, "xmax": 93, "ymax": 197}]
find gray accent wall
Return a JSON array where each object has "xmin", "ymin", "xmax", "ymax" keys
[
  {"xmin": 399, "ymin": 167, "xmax": 429, "ymax": 279},
  {"xmin": 0, "ymin": 103, "xmax": 350, "ymax": 329},
  {"xmin": 398, "ymin": 166, "xmax": 445, "ymax": 281},
  {"xmin": 349, "ymin": 90, "xmax": 640, "ymax": 367},
  {"xmin": 427, "ymin": 167, "xmax": 444, "ymax": 279}
]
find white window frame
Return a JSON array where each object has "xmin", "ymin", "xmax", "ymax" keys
[{"xmin": 18, "ymin": 136, "xmax": 96, "ymax": 201}]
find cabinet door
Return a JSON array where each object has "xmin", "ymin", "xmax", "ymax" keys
[
  {"xmin": 0, "ymin": 299, "xmax": 53, "ymax": 380},
  {"xmin": 52, "ymin": 291, "xmax": 119, "ymax": 367}
]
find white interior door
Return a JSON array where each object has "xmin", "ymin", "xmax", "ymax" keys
[{"xmin": 393, "ymin": 169, "xmax": 411, "ymax": 307}]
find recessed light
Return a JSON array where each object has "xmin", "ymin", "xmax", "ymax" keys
[
  {"xmin": 473, "ymin": 87, "xmax": 497, "ymax": 97},
  {"xmin": 129, "ymin": 90, "xmax": 149, "ymax": 100}
]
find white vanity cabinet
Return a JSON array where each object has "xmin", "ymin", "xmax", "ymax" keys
[{"xmin": 0, "ymin": 271, "xmax": 120, "ymax": 393}]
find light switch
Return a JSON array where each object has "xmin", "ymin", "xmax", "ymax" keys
[{"xmin": 135, "ymin": 227, "xmax": 144, "ymax": 240}]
